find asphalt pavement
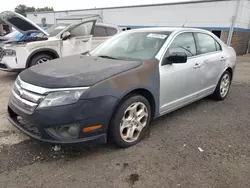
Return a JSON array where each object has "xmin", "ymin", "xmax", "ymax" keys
[{"xmin": 0, "ymin": 55, "xmax": 250, "ymax": 188}]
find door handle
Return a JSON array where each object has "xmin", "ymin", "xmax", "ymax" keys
[
  {"xmin": 220, "ymin": 57, "xmax": 225, "ymax": 61},
  {"xmin": 82, "ymin": 38, "xmax": 89, "ymax": 42},
  {"xmin": 193, "ymin": 63, "xmax": 201, "ymax": 69}
]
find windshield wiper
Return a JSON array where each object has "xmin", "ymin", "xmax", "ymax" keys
[{"xmin": 98, "ymin": 55, "xmax": 118, "ymax": 60}]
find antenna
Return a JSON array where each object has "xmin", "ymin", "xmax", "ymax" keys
[{"xmin": 182, "ymin": 20, "xmax": 187, "ymax": 27}]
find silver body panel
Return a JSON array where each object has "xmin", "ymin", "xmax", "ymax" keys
[{"xmin": 155, "ymin": 28, "xmax": 236, "ymax": 115}]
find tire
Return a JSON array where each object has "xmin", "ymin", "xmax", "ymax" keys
[
  {"xmin": 109, "ymin": 95, "xmax": 151, "ymax": 148},
  {"xmin": 29, "ymin": 54, "xmax": 53, "ymax": 67},
  {"xmin": 211, "ymin": 70, "xmax": 232, "ymax": 101}
]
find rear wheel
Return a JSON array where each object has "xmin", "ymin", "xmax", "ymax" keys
[
  {"xmin": 109, "ymin": 95, "xmax": 151, "ymax": 148},
  {"xmin": 29, "ymin": 54, "xmax": 53, "ymax": 67},
  {"xmin": 211, "ymin": 70, "xmax": 231, "ymax": 101}
]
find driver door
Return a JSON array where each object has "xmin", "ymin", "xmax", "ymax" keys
[
  {"xmin": 61, "ymin": 20, "xmax": 95, "ymax": 57},
  {"xmin": 159, "ymin": 32, "xmax": 203, "ymax": 114}
]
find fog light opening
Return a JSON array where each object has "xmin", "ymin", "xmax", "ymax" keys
[
  {"xmin": 56, "ymin": 124, "xmax": 80, "ymax": 139},
  {"xmin": 68, "ymin": 125, "xmax": 79, "ymax": 136}
]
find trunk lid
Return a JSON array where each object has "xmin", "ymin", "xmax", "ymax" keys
[
  {"xmin": 19, "ymin": 55, "xmax": 142, "ymax": 88},
  {"xmin": 0, "ymin": 11, "xmax": 49, "ymax": 36}
]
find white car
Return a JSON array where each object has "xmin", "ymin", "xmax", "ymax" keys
[{"xmin": 0, "ymin": 11, "xmax": 121, "ymax": 72}]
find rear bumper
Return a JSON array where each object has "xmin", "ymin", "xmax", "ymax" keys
[{"xmin": 8, "ymin": 95, "xmax": 118, "ymax": 144}]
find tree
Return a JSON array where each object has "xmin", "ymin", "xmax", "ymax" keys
[
  {"xmin": 14, "ymin": 5, "xmax": 54, "ymax": 17},
  {"xmin": 36, "ymin": 7, "xmax": 54, "ymax": 12},
  {"xmin": 14, "ymin": 5, "xmax": 35, "ymax": 17}
]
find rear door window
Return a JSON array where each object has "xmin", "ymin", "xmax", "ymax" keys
[
  {"xmin": 106, "ymin": 27, "xmax": 118, "ymax": 36},
  {"xmin": 93, "ymin": 26, "xmax": 107, "ymax": 37},
  {"xmin": 195, "ymin": 33, "xmax": 218, "ymax": 54}
]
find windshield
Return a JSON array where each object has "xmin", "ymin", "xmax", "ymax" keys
[
  {"xmin": 36, "ymin": 23, "xmax": 70, "ymax": 37},
  {"xmin": 90, "ymin": 31, "xmax": 170, "ymax": 60}
]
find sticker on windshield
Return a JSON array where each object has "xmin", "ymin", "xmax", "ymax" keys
[
  {"xmin": 147, "ymin": 33, "xmax": 167, "ymax": 39},
  {"xmin": 55, "ymin": 26, "xmax": 66, "ymax": 30}
]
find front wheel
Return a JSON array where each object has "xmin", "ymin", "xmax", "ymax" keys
[
  {"xmin": 29, "ymin": 54, "xmax": 53, "ymax": 67},
  {"xmin": 211, "ymin": 70, "xmax": 232, "ymax": 101},
  {"xmin": 109, "ymin": 95, "xmax": 151, "ymax": 148}
]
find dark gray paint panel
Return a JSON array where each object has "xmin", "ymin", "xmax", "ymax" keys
[
  {"xmin": 82, "ymin": 59, "xmax": 161, "ymax": 118},
  {"xmin": 19, "ymin": 55, "xmax": 142, "ymax": 88}
]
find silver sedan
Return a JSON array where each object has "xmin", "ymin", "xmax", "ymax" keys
[{"xmin": 8, "ymin": 27, "xmax": 236, "ymax": 147}]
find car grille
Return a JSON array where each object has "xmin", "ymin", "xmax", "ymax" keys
[
  {"xmin": 8, "ymin": 107, "xmax": 40, "ymax": 137},
  {"xmin": 17, "ymin": 116, "xmax": 40, "ymax": 137},
  {"xmin": 0, "ymin": 47, "xmax": 4, "ymax": 61},
  {"xmin": 0, "ymin": 63, "xmax": 7, "ymax": 69},
  {"xmin": 11, "ymin": 78, "xmax": 45, "ymax": 113}
]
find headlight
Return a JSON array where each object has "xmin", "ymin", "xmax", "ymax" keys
[
  {"xmin": 5, "ymin": 49, "xmax": 16, "ymax": 56},
  {"xmin": 38, "ymin": 90, "xmax": 85, "ymax": 108}
]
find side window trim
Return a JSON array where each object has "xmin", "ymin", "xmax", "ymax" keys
[
  {"xmin": 104, "ymin": 27, "xmax": 108, "ymax": 36},
  {"xmin": 192, "ymin": 32, "xmax": 198, "ymax": 56},
  {"xmin": 158, "ymin": 31, "xmax": 223, "ymax": 65},
  {"xmin": 215, "ymin": 40, "xmax": 222, "ymax": 51}
]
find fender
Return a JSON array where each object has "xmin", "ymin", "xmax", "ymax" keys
[
  {"xmin": 113, "ymin": 86, "xmax": 158, "ymax": 119},
  {"xmin": 26, "ymin": 48, "xmax": 60, "ymax": 68}
]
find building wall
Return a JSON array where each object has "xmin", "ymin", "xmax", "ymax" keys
[
  {"xmin": 27, "ymin": 0, "xmax": 238, "ymax": 28},
  {"xmin": 26, "ymin": 0, "xmax": 250, "ymax": 55},
  {"xmin": 102, "ymin": 1, "xmax": 237, "ymax": 28},
  {"xmin": 235, "ymin": 0, "xmax": 250, "ymax": 29},
  {"xmin": 231, "ymin": 31, "xmax": 250, "ymax": 55},
  {"xmin": 233, "ymin": 0, "xmax": 250, "ymax": 54},
  {"xmin": 27, "ymin": 12, "xmax": 55, "ymax": 26}
]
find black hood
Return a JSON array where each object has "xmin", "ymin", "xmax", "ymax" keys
[{"xmin": 19, "ymin": 55, "xmax": 142, "ymax": 88}]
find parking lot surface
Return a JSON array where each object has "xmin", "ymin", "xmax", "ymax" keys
[{"xmin": 0, "ymin": 55, "xmax": 250, "ymax": 188}]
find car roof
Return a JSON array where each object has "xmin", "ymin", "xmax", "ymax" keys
[
  {"xmin": 128, "ymin": 27, "xmax": 209, "ymax": 33},
  {"xmin": 56, "ymin": 14, "xmax": 100, "ymax": 20},
  {"xmin": 95, "ymin": 22, "xmax": 120, "ymax": 30}
]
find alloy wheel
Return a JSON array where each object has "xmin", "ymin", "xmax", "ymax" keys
[
  {"xmin": 220, "ymin": 73, "xmax": 230, "ymax": 98},
  {"xmin": 36, "ymin": 57, "xmax": 50, "ymax": 65},
  {"xmin": 120, "ymin": 102, "xmax": 148, "ymax": 143}
]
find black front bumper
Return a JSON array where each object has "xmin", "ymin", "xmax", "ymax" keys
[{"xmin": 8, "ymin": 95, "xmax": 118, "ymax": 144}]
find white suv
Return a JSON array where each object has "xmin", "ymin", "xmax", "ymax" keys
[{"xmin": 0, "ymin": 11, "xmax": 120, "ymax": 72}]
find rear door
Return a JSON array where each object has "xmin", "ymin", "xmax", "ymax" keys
[{"xmin": 194, "ymin": 32, "xmax": 225, "ymax": 96}]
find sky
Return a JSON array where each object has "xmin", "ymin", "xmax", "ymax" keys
[{"xmin": 0, "ymin": 0, "xmax": 194, "ymax": 12}]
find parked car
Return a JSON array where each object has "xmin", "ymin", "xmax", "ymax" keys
[
  {"xmin": 0, "ymin": 11, "xmax": 120, "ymax": 72},
  {"xmin": 8, "ymin": 28, "xmax": 236, "ymax": 147}
]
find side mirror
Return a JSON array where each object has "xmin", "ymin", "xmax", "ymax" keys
[
  {"xmin": 61, "ymin": 31, "xmax": 71, "ymax": 40},
  {"xmin": 163, "ymin": 52, "xmax": 187, "ymax": 65}
]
